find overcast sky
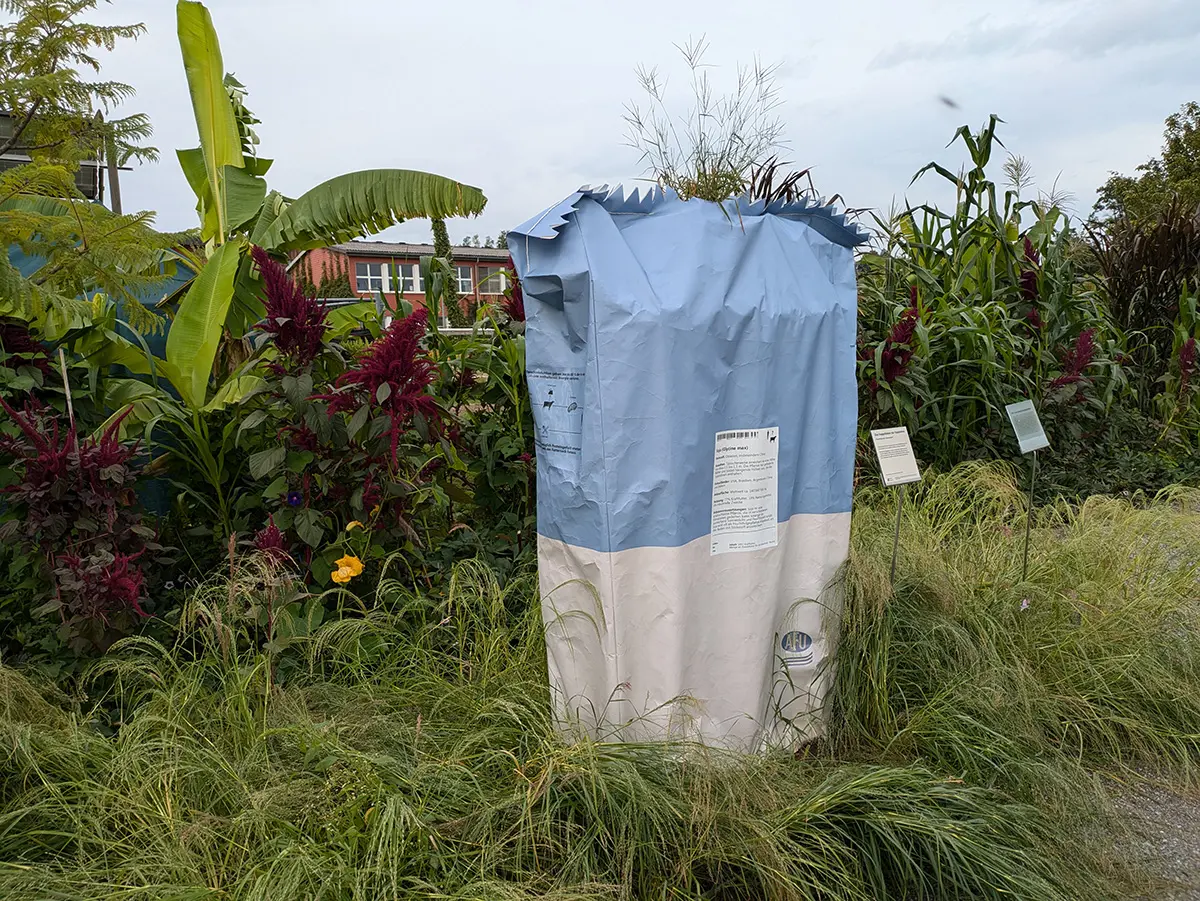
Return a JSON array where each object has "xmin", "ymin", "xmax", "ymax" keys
[{"xmin": 81, "ymin": 0, "xmax": 1200, "ymax": 244}]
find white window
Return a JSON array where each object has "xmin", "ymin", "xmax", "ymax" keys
[
  {"xmin": 395, "ymin": 263, "xmax": 424, "ymax": 294},
  {"xmin": 355, "ymin": 262, "xmax": 387, "ymax": 294},
  {"xmin": 456, "ymin": 265, "xmax": 474, "ymax": 295},
  {"xmin": 477, "ymin": 265, "xmax": 508, "ymax": 295}
]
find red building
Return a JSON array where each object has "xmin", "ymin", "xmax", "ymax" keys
[{"xmin": 291, "ymin": 240, "xmax": 510, "ymax": 321}]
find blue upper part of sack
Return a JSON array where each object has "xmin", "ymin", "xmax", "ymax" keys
[{"xmin": 509, "ymin": 186, "xmax": 860, "ymax": 553}]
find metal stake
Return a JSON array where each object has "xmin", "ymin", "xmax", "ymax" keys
[
  {"xmin": 890, "ymin": 482, "xmax": 905, "ymax": 584},
  {"xmin": 1021, "ymin": 450, "xmax": 1038, "ymax": 582}
]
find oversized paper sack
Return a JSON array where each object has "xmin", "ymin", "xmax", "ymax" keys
[{"xmin": 509, "ymin": 187, "xmax": 866, "ymax": 751}]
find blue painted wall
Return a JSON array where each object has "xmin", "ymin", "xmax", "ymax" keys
[{"xmin": 7, "ymin": 245, "xmax": 194, "ymax": 358}]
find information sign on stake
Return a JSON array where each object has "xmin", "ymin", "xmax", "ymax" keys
[
  {"xmin": 1004, "ymin": 400, "xmax": 1049, "ymax": 581},
  {"xmin": 1005, "ymin": 400, "xmax": 1050, "ymax": 454},
  {"xmin": 870, "ymin": 427, "xmax": 922, "ymax": 584},
  {"xmin": 870, "ymin": 427, "xmax": 922, "ymax": 487}
]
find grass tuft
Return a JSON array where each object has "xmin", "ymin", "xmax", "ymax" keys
[{"xmin": 5, "ymin": 465, "xmax": 1200, "ymax": 898}]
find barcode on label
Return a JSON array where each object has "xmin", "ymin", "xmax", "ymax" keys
[{"xmin": 718, "ymin": 430, "xmax": 759, "ymax": 441}]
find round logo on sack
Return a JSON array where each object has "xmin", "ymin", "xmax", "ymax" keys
[
  {"xmin": 781, "ymin": 631, "xmax": 812, "ymax": 653},
  {"xmin": 781, "ymin": 630, "xmax": 814, "ymax": 666}
]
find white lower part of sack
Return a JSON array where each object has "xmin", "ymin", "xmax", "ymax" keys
[{"xmin": 538, "ymin": 512, "xmax": 850, "ymax": 752}]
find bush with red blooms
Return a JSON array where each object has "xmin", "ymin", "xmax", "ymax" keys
[
  {"xmin": 324, "ymin": 308, "xmax": 440, "ymax": 464},
  {"xmin": 1048, "ymin": 328, "xmax": 1097, "ymax": 392},
  {"xmin": 0, "ymin": 399, "xmax": 165, "ymax": 652},
  {"xmin": 235, "ymin": 255, "xmax": 452, "ymax": 585},
  {"xmin": 1181, "ymin": 338, "xmax": 1197, "ymax": 395},
  {"xmin": 857, "ymin": 286, "xmax": 928, "ymax": 423},
  {"xmin": 1155, "ymin": 322, "xmax": 1200, "ymax": 436}
]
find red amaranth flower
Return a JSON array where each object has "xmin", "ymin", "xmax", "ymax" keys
[
  {"xmin": 252, "ymin": 246, "xmax": 329, "ymax": 369},
  {"xmin": 254, "ymin": 516, "xmax": 289, "ymax": 563},
  {"xmin": 361, "ymin": 469, "xmax": 383, "ymax": 511},
  {"xmin": 502, "ymin": 258, "xmax": 525, "ymax": 322},
  {"xmin": 1023, "ymin": 237, "xmax": 1040, "ymax": 266},
  {"xmin": 1026, "ymin": 307, "xmax": 1044, "ymax": 330},
  {"xmin": 279, "ymin": 423, "xmax": 319, "ymax": 452},
  {"xmin": 0, "ymin": 400, "xmax": 137, "ymax": 540},
  {"xmin": 57, "ymin": 551, "xmax": 147, "ymax": 623},
  {"xmin": 325, "ymin": 309, "xmax": 440, "ymax": 465},
  {"xmin": 1048, "ymin": 328, "xmax": 1097, "ymax": 390},
  {"xmin": 881, "ymin": 305, "xmax": 920, "ymax": 382},
  {"xmin": 1020, "ymin": 269, "xmax": 1039, "ymax": 302},
  {"xmin": 418, "ymin": 457, "xmax": 444, "ymax": 480},
  {"xmin": 1180, "ymin": 337, "xmax": 1197, "ymax": 393}
]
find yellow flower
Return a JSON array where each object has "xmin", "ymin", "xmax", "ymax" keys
[
  {"xmin": 331, "ymin": 566, "xmax": 355, "ymax": 584},
  {"xmin": 335, "ymin": 554, "xmax": 364, "ymax": 577},
  {"xmin": 346, "ymin": 520, "xmax": 364, "ymax": 532}
]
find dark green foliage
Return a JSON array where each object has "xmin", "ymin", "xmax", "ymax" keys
[
  {"xmin": 1037, "ymin": 404, "xmax": 1200, "ymax": 501},
  {"xmin": 425, "ymin": 311, "xmax": 535, "ymax": 578}
]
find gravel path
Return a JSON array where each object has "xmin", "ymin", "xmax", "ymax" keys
[{"xmin": 1113, "ymin": 781, "xmax": 1200, "ymax": 900}]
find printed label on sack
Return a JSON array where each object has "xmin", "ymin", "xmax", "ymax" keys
[
  {"xmin": 529, "ymin": 368, "xmax": 585, "ymax": 459},
  {"xmin": 711, "ymin": 427, "xmax": 779, "ymax": 555}
]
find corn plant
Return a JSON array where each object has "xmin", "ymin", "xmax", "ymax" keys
[{"xmin": 858, "ymin": 116, "xmax": 1126, "ymax": 470}]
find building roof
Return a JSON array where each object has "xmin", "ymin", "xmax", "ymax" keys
[{"xmin": 329, "ymin": 240, "xmax": 510, "ymax": 261}]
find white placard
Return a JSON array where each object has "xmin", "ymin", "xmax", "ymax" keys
[
  {"xmin": 870, "ymin": 427, "xmax": 922, "ymax": 487},
  {"xmin": 1005, "ymin": 400, "xmax": 1050, "ymax": 454},
  {"xmin": 711, "ymin": 427, "xmax": 779, "ymax": 555}
]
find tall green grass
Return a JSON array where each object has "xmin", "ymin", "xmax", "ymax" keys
[
  {"xmin": 6, "ymin": 467, "xmax": 1200, "ymax": 899},
  {"xmin": 832, "ymin": 463, "xmax": 1200, "ymax": 781}
]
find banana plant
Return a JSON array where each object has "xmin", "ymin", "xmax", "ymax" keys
[{"xmin": 162, "ymin": 0, "xmax": 486, "ymax": 412}]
